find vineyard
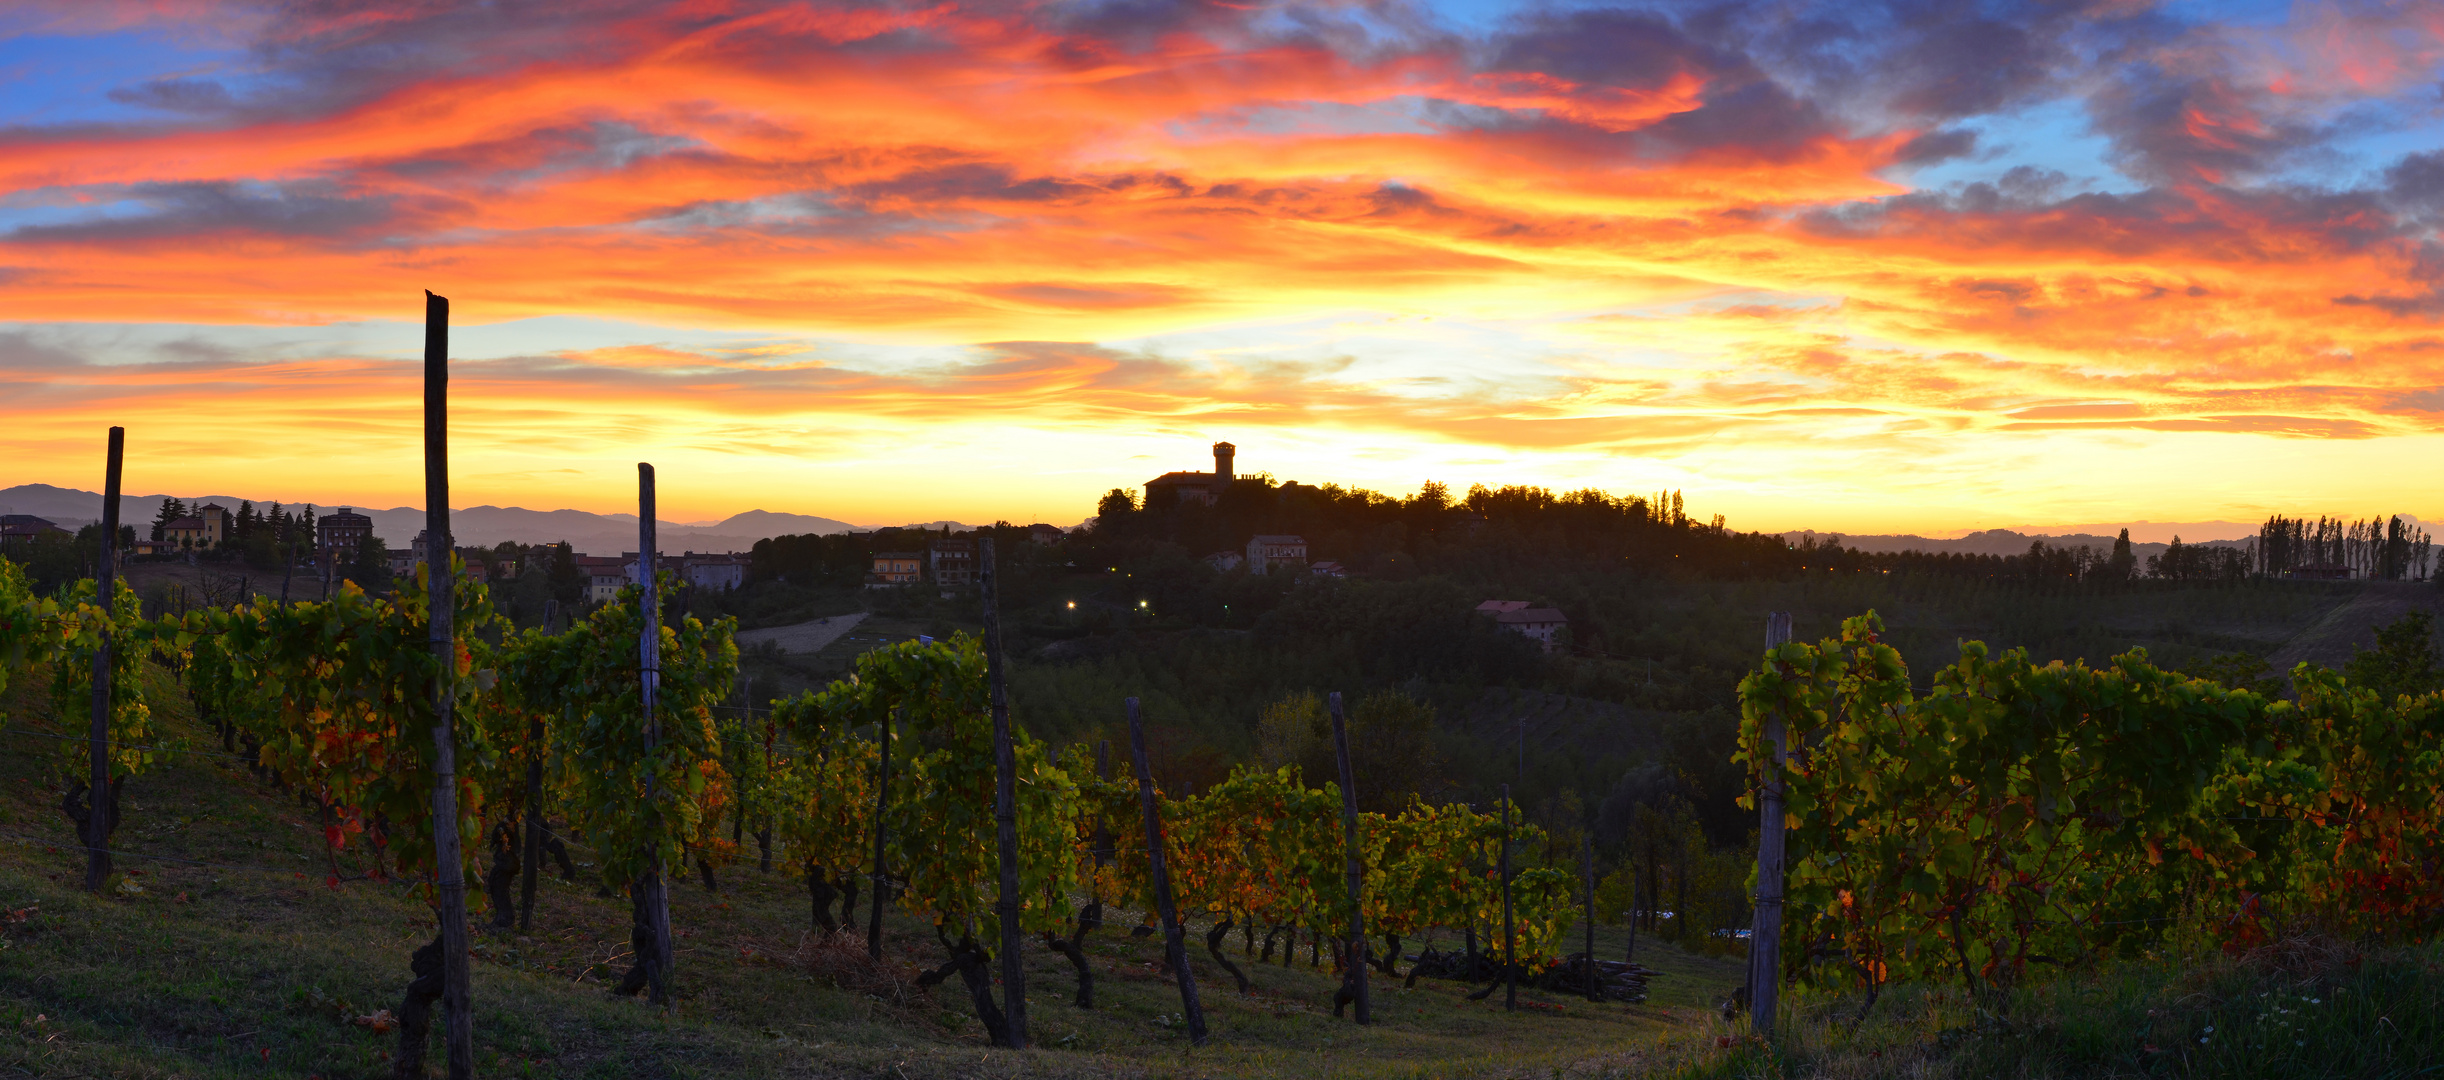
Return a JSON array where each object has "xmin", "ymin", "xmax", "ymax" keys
[
  {"xmin": 1740, "ymin": 613, "xmax": 2444, "ymax": 1017},
  {"xmin": 6, "ymin": 544, "xmax": 2444, "ymax": 1074},
  {"xmin": 1, "ymin": 549, "xmax": 1678, "ymax": 1073}
]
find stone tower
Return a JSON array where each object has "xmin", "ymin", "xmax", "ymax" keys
[{"xmin": 1211, "ymin": 442, "xmax": 1235, "ymax": 499}]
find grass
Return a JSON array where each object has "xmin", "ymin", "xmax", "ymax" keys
[
  {"xmin": 0, "ymin": 658, "xmax": 1746, "ymax": 1078},
  {"xmin": 1659, "ymin": 938, "xmax": 2444, "ymax": 1079}
]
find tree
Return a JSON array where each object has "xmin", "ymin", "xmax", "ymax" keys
[
  {"xmin": 2344, "ymin": 612, "xmax": 2441, "ymax": 700},
  {"xmin": 150, "ymin": 498, "xmax": 186, "ymax": 542},
  {"xmin": 345, "ymin": 535, "xmax": 392, "ymax": 593},
  {"xmin": 1095, "ymin": 489, "xmax": 1140, "ymax": 536}
]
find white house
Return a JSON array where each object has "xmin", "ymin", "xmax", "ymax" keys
[
  {"xmin": 1245, "ymin": 534, "xmax": 1308, "ymax": 574},
  {"xmin": 681, "ymin": 551, "xmax": 748, "ymax": 591},
  {"xmin": 1479, "ymin": 600, "xmax": 1567, "ymax": 652}
]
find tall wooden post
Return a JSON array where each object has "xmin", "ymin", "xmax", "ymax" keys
[
  {"xmin": 1328, "ymin": 692, "xmax": 1370, "ymax": 1024},
  {"xmin": 867, "ymin": 709, "xmax": 891, "ymax": 960},
  {"xmin": 520, "ymin": 598, "xmax": 558, "ymax": 931},
  {"xmin": 636, "ymin": 464, "xmax": 674, "ymax": 1004},
  {"xmin": 1126, "ymin": 697, "xmax": 1206, "ymax": 1046},
  {"xmin": 1749, "ymin": 611, "xmax": 1793, "ymax": 1038},
  {"xmin": 83, "ymin": 426, "xmax": 123, "ymax": 893},
  {"xmin": 422, "ymin": 292, "xmax": 476, "ymax": 1079},
  {"xmin": 979, "ymin": 536, "xmax": 1027, "ymax": 1047},
  {"xmin": 1500, "ymin": 783, "xmax": 1516, "ymax": 1011}
]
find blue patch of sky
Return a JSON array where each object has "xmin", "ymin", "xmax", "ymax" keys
[
  {"xmin": 0, "ymin": 26, "xmax": 242, "ymax": 128},
  {"xmin": 0, "ymin": 185, "xmax": 154, "ymax": 234},
  {"xmin": 1883, "ymin": 97, "xmax": 2138, "ymax": 196}
]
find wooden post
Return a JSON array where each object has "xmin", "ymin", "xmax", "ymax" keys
[
  {"xmin": 422, "ymin": 292, "xmax": 476, "ymax": 1079},
  {"xmin": 83, "ymin": 426, "xmax": 123, "ymax": 893},
  {"xmin": 1500, "ymin": 783, "xmax": 1516, "ymax": 1011},
  {"xmin": 979, "ymin": 536, "xmax": 1027, "ymax": 1047},
  {"xmin": 520, "ymin": 598, "xmax": 557, "ymax": 931},
  {"xmin": 867, "ymin": 709, "xmax": 891, "ymax": 960},
  {"xmin": 636, "ymin": 464, "xmax": 674, "ymax": 1005},
  {"xmin": 1749, "ymin": 611, "xmax": 1793, "ymax": 1039},
  {"xmin": 1126, "ymin": 697, "xmax": 1206, "ymax": 1046},
  {"xmin": 1327, "ymin": 692, "xmax": 1370, "ymax": 1024}
]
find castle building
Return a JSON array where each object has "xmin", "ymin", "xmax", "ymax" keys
[
  {"xmin": 318, "ymin": 507, "xmax": 373, "ymax": 560},
  {"xmin": 1143, "ymin": 442, "xmax": 1236, "ymax": 509}
]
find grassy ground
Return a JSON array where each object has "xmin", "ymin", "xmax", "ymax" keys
[
  {"xmin": 1656, "ymin": 938, "xmax": 2444, "ymax": 1080},
  {"xmin": 0, "ymin": 659, "xmax": 1744, "ymax": 1079}
]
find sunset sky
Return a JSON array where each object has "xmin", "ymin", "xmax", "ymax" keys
[{"xmin": 4, "ymin": 0, "xmax": 2443, "ymax": 534}]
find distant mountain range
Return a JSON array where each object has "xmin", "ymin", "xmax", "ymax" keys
[
  {"xmin": 0, "ymin": 484, "xmax": 984, "ymax": 556},
  {"xmin": 1779, "ymin": 527, "xmax": 2254, "ymax": 561}
]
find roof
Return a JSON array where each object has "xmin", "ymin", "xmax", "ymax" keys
[
  {"xmin": 873, "ymin": 551, "xmax": 923, "ymax": 559},
  {"xmin": 1495, "ymin": 607, "xmax": 1567, "ymax": 625},
  {"xmin": 162, "ymin": 516, "xmax": 206, "ymax": 531},
  {"xmin": 1476, "ymin": 600, "xmax": 1533, "ymax": 613},
  {"xmin": 1, "ymin": 514, "xmax": 58, "ymax": 528},
  {"xmin": 319, "ymin": 508, "xmax": 371, "ymax": 524},
  {"xmin": 1146, "ymin": 471, "xmax": 1215, "ymax": 486},
  {"xmin": 1249, "ymin": 534, "xmax": 1305, "ymax": 544}
]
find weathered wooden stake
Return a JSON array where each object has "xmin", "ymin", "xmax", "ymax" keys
[
  {"xmin": 83, "ymin": 426, "xmax": 123, "ymax": 893},
  {"xmin": 1501, "ymin": 782, "xmax": 1516, "ymax": 1011},
  {"xmin": 423, "ymin": 291, "xmax": 476, "ymax": 1079},
  {"xmin": 636, "ymin": 464, "xmax": 675, "ymax": 1004},
  {"xmin": 1126, "ymin": 697, "xmax": 1206, "ymax": 1046},
  {"xmin": 1749, "ymin": 611, "xmax": 1794, "ymax": 1039},
  {"xmin": 979, "ymin": 536, "xmax": 1027, "ymax": 1047},
  {"xmin": 867, "ymin": 709, "xmax": 891, "ymax": 960},
  {"xmin": 1328, "ymin": 692, "xmax": 1370, "ymax": 1024}
]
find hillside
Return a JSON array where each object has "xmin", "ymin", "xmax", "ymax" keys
[
  {"xmin": 0, "ymin": 658, "xmax": 1745, "ymax": 1079},
  {"xmin": 0, "ymin": 484, "xmax": 872, "ymax": 553}
]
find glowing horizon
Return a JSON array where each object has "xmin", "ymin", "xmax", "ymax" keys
[{"xmin": 5, "ymin": 1, "xmax": 2444, "ymax": 536}]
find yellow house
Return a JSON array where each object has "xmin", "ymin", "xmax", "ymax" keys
[
  {"xmin": 161, "ymin": 503, "xmax": 228, "ymax": 550},
  {"xmin": 868, "ymin": 551, "xmax": 922, "ymax": 587}
]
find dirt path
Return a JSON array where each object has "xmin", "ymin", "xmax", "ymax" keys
[
  {"xmin": 734, "ymin": 611, "xmax": 867, "ymax": 654},
  {"xmin": 2267, "ymin": 580, "xmax": 2444, "ymax": 672}
]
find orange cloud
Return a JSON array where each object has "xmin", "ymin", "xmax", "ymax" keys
[{"xmin": 3, "ymin": 1, "xmax": 2443, "ymax": 531}]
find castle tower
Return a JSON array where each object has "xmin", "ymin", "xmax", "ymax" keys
[{"xmin": 1211, "ymin": 442, "xmax": 1235, "ymax": 498}]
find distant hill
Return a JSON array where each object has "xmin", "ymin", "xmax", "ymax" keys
[
  {"xmin": 0, "ymin": 484, "xmax": 873, "ymax": 556},
  {"xmin": 1779, "ymin": 527, "xmax": 2253, "ymax": 562}
]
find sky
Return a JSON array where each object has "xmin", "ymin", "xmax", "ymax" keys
[{"xmin": 3, "ymin": 0, "xmax": 2444, "ymax": 535}]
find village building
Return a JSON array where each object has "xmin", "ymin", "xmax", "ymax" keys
[
  {"xmin": 680, "ymin": 552, "xmax": 748, "ymax": 591},
  {"xmin": 1478, "ymin": 600, "xmax": 1567, "ymax": 652},
  {"xmin": 0, "ymin": 515, "xmax": 69, "ymax": 553},
  {"xmin": 576, "ymin": 554, "xmax": 629, "ymax": 603},
  {"xmin": 929, "ymin": 538, "xmax": 976, "ymax": 585},
  {"xmin": 1143, "ymin": 442, "xmax": 1236, "ymax": 509},
  {"xmin": 1245, "ymin": 534, "xmax": 1308, "ymax": 574},
  {"xmin": 868, "ymin": 551, "xmax": 923, "ymax": 588},
  {"xmin": 163, "ymin": 503, "xmax": 230, "ymax": 550},
  {"xmin": 1025, "ymin": 523, "xmax": 1065, "ymax": 544},
  {"xmin": 317, "ymin": 507, "xmax": 373, "ymax": 561}
]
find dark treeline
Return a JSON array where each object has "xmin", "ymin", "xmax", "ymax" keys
[
  {"xmin": 2257, "ymin": 513, "xmax": 2434, "ymax": 579},
  {"xmin": 1092, "ymin": 478, "xmax": 1798, "ymax": 578},
  {"xmin": 1791, "ymin": 531, "xmax": 2253, "ymax": 584}
]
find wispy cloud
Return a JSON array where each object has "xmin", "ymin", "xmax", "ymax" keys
[{"xmin": 2, "ymin": 0, "xmax": 2442, "ymax": 529}]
